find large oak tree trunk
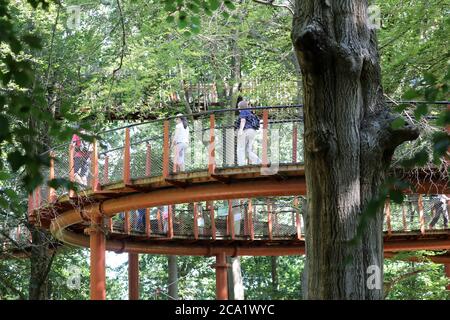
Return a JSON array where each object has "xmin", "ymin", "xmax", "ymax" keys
[
  {"xmin": 291, "ymin": 0, "xmax": 418, "ymax": 299},
  {"xmin": 29, "ymin": 227, "xmax": 54, "ymax": 300}
]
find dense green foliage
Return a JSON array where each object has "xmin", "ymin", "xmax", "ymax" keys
[{"xmin": 0, "ymin": 0, "xmax": 448, "ymax": 300}]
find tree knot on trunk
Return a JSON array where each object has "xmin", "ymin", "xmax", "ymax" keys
[
  {"xmin": 384, "ymin": 115, "xmax": 420, "ymax": 154},
  {"xmin": 304, "ymin": 128, "xmax": 336, "ymax": 155}
]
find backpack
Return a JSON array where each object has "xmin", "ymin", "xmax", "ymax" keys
[
  {"xmin": 234, "ymin": 113, "xmax": 260, "ymax": 130},
  {"xmin": 248, "ymin": 113, "xmax": 260, "ymax": 130}
]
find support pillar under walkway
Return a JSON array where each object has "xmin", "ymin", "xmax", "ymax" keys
[
  {"xmin": 129, "ymin": 253, "xmax": 140, "ymax": 300},
  {"xmin": 89, "ymin": 215, "xmax": 106, "ymax": 300},
  {"xmin": 214, "ymin": 252, "xmax": 228, "ymax": 300}
]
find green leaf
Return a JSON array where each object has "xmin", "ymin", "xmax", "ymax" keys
[
  {"xmin": 0, "ymin": 197, "xmax": 8, "ymax": 209},
  {"xmin": 178, "ymin": 11, "xmax": 188, "ymax": 29},
  {"xmin": 22, "ymin": 34, "xmax": 42, "ymax": 49},
  {"xmin": 187, "ymin": 3, "xmax": 200, "ymax": 13},
  {"xmin": 209, "ymin": 0, "xmax": 220, "ymax": 10},
  {"xmin": 164, "ymin": 1, "xmax": 177, "ymax": 12},
  {"xmin": 390, "ymin": 117, "xmax": 405, "ymax": 129},
  {"xmin": 403, "ymin": 88, "xmax": 420, "ymax": 100},
  {"xmin": 414, "ymin": 104, "xmax": 428, "ymax": 120},
  {"xmin": 224, "ymin": 0, "xmax": 235, "ymax": 10},
  {"xmin": 389, "ymin": 189, "xmax": 404, "ymax": 204},
  {"xmin": 0, "ymin": 171, "xmax": 11, "ymax": 180}
]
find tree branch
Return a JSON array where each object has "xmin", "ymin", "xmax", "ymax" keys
[
  {"xmin": 252, "ymin": 0, "xmax": 294, "ymax": 15},
  {"xmin": 113, "ymin": 0, "xmax": 126, "ymax": 77}
]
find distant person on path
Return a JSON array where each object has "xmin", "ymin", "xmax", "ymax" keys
[
  {"xmin": 236, "ymin": 100, "xmax": 261, "ymax": 166},
  {"xmin": 429, "ymin": 194, "xmax": 449, "ymax": 229},
  {"xmin": 71, "ymin": 130, "xmax": 92, "ymax": 187},
  {"xmin": 172, "ymin": 114, "xmax": 190, "ymax": 172}
]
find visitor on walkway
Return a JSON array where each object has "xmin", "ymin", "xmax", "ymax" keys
[
  {"xmin": 172, "ymin": 114, "xmax": 190, "ymax": 172},
  {"xmin": 429, "ymin": 194, "xmax": 449, "ymax": 229},
  {"xmin": 71, "ymin": 130, "xmax": 92, "ymax": 187},
  {"xmin": 236, "ymin": 100, "xmax": 261, "ymax": 166},
  {"xmin": 161, "ymin": 206, "xmax": 169, "ymax": 233}
]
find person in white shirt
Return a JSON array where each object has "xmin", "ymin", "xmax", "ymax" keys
[{"xmin": 172, "ymin": 114, "xmax": 190, "ymax": 172}]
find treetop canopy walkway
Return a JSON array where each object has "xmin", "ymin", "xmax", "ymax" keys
[{"xmin": 20, "ymin": 103, "xmax": 450, "ymax": 299}]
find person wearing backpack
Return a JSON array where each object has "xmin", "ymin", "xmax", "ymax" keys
[
  {"xmin": 71, "ymin": 130, "xmax": 91, "ymax": 187},
  {"xmin": 236, "ymin": 100, "xmax": 261, "ymax": 166}
]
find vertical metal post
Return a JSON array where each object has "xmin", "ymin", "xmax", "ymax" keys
[
  {"xmin": 385, "ymin": 199, "xmax": 392, "ymax": 236},
  {"xmin": 215, "ymin": 252, "xmax": 228, "ymax": 300},
  {"xmin": 163, "ymin": 121, "xmax": 170, "ymax": 179},
  {"xmin": 262, "ymin": 109, "xmax": 269, "ymax": 167},
  {"xmin": 48, "ymin": 151, "xmax": 56, "ymax": 202},
  {"xmin": 123, "ymin": 128, "xmax": 131, "ymax": 185},
  {"xmin": 89, "ymin": 215, "xmax": 106, "ymax": 300},
  {"xmin": 92, "ymin": 139, "xmax": 100, "ymax": 192},
  {"xmin": 209, "ymin": 114, "xmax": 216, "ymax": 175},
  {"xmin": 418, "ymin": 194, "xmax": 425, "ymax": 235},
  {"xmin": 128, "ymin": 253, "xmax": 139, "ymax": 300}
]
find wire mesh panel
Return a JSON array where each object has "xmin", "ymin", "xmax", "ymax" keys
[
  {"xmin": 129, "ymin": 209, "xmax": 146, "ymax": 234},
  {"xmin": 251, "ymin": 200, "xmax": 269, "ymax": 238},
  {"xmin": 195, "ymin": 202, "xmax": 212, "ymax": 239},
  {"xmin": 129, "ymin": 121, "xmax": 165, "ymax": 179},
  {"xmin": 98, "ymin": 128, "xmax": 126, "ymax": 185},
  {"xmin": 173, "ymin": 205, "xmax": 194, "ymax": 237},
  {"xmin": 111, "ymin": 212, "xmax": 125, "ymax": 233},
  {"xmin": 52, "ymin": 144, "xmax": 71, "ymax": 198},
  {"xmin": 383, "ymin": 194, "xmax": 449, "ymax": 232}
]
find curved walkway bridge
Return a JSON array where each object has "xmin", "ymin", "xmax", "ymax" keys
[{"xmin": 26, "ymin": 105, "xmax": 450, "ymax": 299}]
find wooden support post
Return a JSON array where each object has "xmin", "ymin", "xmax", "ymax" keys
[
  {"xmin": 145, "ymin": 144, "xmax": 152, "ymax": 176},
  {"xmin": 91, "ymin": 139, "xmax": 100, "ymax": 192},
  {"xmin": 210, "ymin": 201, "xmax": 216, "ymax": 240},
  {"xmin": 124, "ymin": 211, "xmax": 130, "ymax": 235},
  {"xmin": 145, "ymin": 208, "xmax": 151, "ymax": 237},
  {"xmin": 248, "ymin": 199, "xmax": 254, "ymax": 240},
  {"xmin": 27, "ymin": 193, "xmax": 34, "ymax": 224},
  {"xmin": 48, "ymin": 151, "xmax": 56, "ymax": 203},
  {"xmin": 123, "ymin": 128, "xmax": 131, "ymax": 185},
  {"xmin": 292, "ymin": 123, "xmax": 298, "ymax": 163},
  {"xmin": 215, "ymin": 252, "xmax": 228, "ymax": 300},
  {"xmin": 89, "ymin": 215, "xmax": 106, "ymax": 300},
  {"xmin": 418, "ymin": 194, "xmax": 425, "ymax": 235},
  {"xmin": 108, "ymin": 217, "xmax": 113, "ymax": 233},
  {"xmin": 69, "ymin": 144, "xmax": 75, "ymax": 198},
  {"xmin": 267, "ymin": 199, "xmax": 273, "ymax": 240},
  {"xmin": 168, "ymin": 205, "xmax": 174, "ymax": 239},
  {"xmin": 128, "ymin": 253, "xmax": 139, "ymax": 300},
  {"xmin": 194, "ymin": 203, "xmax": 199, "ymax": 240},
  {"xmin": 294, "ymin": 196, "xmax": 302, "ymax": 240},
  {"xmin": 163, "ymin": 120, "xmax": 170, "ymax": 179},
  {"xmin": 385, "ymin": 199, "xmax": 392, "ymax": 236},
  {"xmin": 35, "ymin": 186, "xmax": 41, "ymax": 209},
  {"xmin": 209, "ymin": 114, "xmax": 216, "ymax": 175},
  {"xmin": 228, "ymin": 200, "xmax": 234, "ymax": 240},
  {"xmin": 262, "ymin": 109, "xmax": 269, "ymax": 167},
  {"xmin": 103, "ymin": 155, "xmax": 109, "ymax": 184},
  {"xmin": 157, "ymin": 208, "xmax": 162, "ymax": 232}
]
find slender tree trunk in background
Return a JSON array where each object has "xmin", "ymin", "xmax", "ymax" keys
[
  {"xmin": 168, "ymin": 255, "xmax": 178, "ymax": 300},
  {"xmin": 226, "ymin": 257, "xmax": 234, "ymax": 300},
  {"xmin": 271, "ymin": 256, "xmax": 278, "ymax": 294},
  {"xmin": 291, "ymin": 0, "xmax": 418, "ymax": 299},
  {"xmin": 29, "ymin": 227, "xmax": 54, "ymax": 300},
  {"xmin": 230, "ymin": 257, "xmax": 244, "ymax": 300}
]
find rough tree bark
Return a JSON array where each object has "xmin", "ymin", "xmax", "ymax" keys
[
  {"xmin": 29, "ymin": 226, "xmax": 55, "ymax": 300},
  {"xmin": 291, "ymin": 0, "xmax": 418, "ymax": 299},
  {"xmin": 168, "ymin": 255, "xmax": 178, "ymax": 300}
]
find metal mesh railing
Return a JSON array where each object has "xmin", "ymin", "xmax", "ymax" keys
[{"xmin": 384, "ymin": 195, "xmax": 450, "ymax": 232}]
